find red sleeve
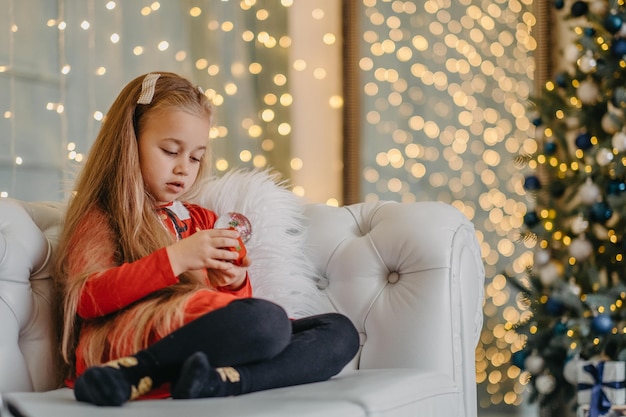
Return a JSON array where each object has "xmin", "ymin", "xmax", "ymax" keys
[
  {"xmin": 77, "ymin": 247, "xmax": 179, "ymax": 319},
  {"xmin": 218, "ymin": 273, "xmax": 253, "ymax": 297},
  {"xmin": 66, "ymin": 209, "xmax": 179, "ymax": 319}
]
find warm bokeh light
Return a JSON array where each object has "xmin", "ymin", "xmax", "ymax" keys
[
  {"xmin": 1, "ymin": 1, "xmax": 295, "ymax": 200},
  {"xmin": 2, "ymin": 2, "xmax": 537, "ymax": 411},
  {"xmin": 359, "ymin": 0, "xmax": 535, "ymax": 409}
]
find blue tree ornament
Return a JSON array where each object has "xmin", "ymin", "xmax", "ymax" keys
[
  {"xmin": 590, "ymin": 201, "xmax": 613, "ymax": 223},
  {"xmin": 591, "ymin": 314, "xmax": 614, "ymax": 334},
  {"xmin": 554, "ymin": 322, "xmax": 568, "ymax": 335},
  {"xmin": 524, "ymin": 211, "xmax": 540, "ymax": 227},
  {"xmin": 605, "ymin": 14, "xmax": 624, "ymax": 34},
  {"xmin": 545, "ymin": 297, "xmax": 565, "ymax": 316},
  {"xmin": 571, "ymin": 1, "xmax": 589, "ymax": 17},
  {"xmin": 575, "ymin": 132, "xmax": 593, "ymax": 150},
  {"xmin": 524, "ymin": 175, "xmax": 541, "ymax": 191},
  {"xmin": 512, "ymin": 350, "xmax": 528, "ymax": 369},
  {"xmin": 544, "ymin": 141, "xmax": 557, "ymax": 155},
  {"xmin": 612, "ymin": 38, "xmax": 626, "ymax": 58},
  {"xmin": 555, "ymin": 72, "xmax": 568, "ymax": 88},
  {"xmin": 607, "ymin": 179, "xmax": 626, "ymax": 195},
  {"xmin": 553, "ymin": 0, "xmax": 565, "ymax": 10}
]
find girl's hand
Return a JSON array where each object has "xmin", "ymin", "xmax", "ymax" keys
[
  {"xmin": 206, "ymin": 255, "xmax": 251, "ymax": 290},
  {"xmin": 166, "ymin": 229, "xmax": 242, "ymax": 276}
]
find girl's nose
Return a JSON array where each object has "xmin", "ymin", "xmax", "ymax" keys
[{"xmin": 174, "ymin": 158, "xmax": 189, "ymax": 175}]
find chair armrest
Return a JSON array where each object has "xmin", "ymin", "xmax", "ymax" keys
[
  {"xmin": 0, "ymin": 199, "xmax": 63, "ymax": 392},
  {"xmin": 303, "ymin": 201, "xmax": 484, "ymax": 417}
]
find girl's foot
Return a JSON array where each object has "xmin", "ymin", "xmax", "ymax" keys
[
  {"xmin": 74, "ymin": 356, "xmax": 154, "ymax": 406},
  {"xmin": 171, "ymin": 352, "xmax": 241, "ymax": 399}
]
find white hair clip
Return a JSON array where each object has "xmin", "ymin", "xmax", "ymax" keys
[
  {"xmin": 137, "ymin": 73, "xmax": 161, "ymax": 104},
  {"xmin": 197, "ymin": 85, "xmax": 205, "ymax": 95}
]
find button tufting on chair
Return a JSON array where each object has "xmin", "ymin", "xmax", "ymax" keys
[{"xmin": 387, "ymin": 271, "xmax": 399, "ymax": 284}]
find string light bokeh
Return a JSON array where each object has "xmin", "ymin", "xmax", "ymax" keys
[
  {"xmin": 358, "ymin": 0, "xmax": 536, "ymax": 410},
  {"xmin": 0, "ymin": 0, "xmax": 300, "ymax": 201},
  {"xmin": 0, "ymin": 0, "xmax": 542, "ymax": 411}
]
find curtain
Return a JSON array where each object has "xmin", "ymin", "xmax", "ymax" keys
[{"xmin": 0, "ymin": 0, "xmax": 291, "ymax": 201}]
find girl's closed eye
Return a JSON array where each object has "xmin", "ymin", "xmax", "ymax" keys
[
  {"xmin": 162, "ymin": 148, "xmax": 178, "ymax": 156},
  {"xmin": 191, "ymin": 152, "xmax": 205, "ymax": 163}
]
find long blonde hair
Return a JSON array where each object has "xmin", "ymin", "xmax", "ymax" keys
[{"xmin": 55, "ymin": 72, "xmax": 213, "ymax": 373}]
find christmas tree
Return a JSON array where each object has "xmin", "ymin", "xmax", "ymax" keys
[{"xmin": 511, "ymin": 0, "xmax": 626, "ymax": 413}]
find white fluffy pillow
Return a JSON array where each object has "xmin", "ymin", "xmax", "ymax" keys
[{"xmin": 193, "ymin": 168, "xmax": 326, "ymax": 318}]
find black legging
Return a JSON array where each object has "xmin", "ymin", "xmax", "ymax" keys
[{"xmin": 142, "ymin": 298, "xmax": 360, "ymax": 393}]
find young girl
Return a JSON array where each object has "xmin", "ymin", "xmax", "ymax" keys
[{"xmin": 55, "ymin": 72, "xmax": 359, "ymax": 406}]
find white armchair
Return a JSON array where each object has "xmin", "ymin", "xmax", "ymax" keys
[{"xmin": 0, "ymin": 196, "xmax": 484, "ymax": 417}]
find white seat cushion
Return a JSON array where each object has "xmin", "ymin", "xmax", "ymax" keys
[{"xmin": 4, "ymin": 369, "xmax": 459, "ymax": 417}]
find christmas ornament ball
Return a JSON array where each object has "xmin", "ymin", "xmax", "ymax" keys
[
  {"xmin": 590, "ymin": 201, "xmax": 613, "ymax": 223},
  {"xmin": 589, "ymin": 0, "xmax": 608, "ymax": 15},
  {"xmin": 523, "ymin": 175, "xmax": 541, "ymax": 191},
  {"xmin": 524, "ymin": 353, "xmax": 545, "ymax": 374},
  {"xmin": 553, "ymin": 0, "xmax": 564, "ymax": 9},
  {"xmin": 571, "ymin": 215, "xmax": 589, "ymax": 234},
  {"xmin": 612, "ymin": 131, "xmax": 626, "ymax": 151},
  {"xmin": 605, "ymin": 13, "xmax": 624, "ymax": 34},
  {"xmin": 612, "ymin": 87, "xmax": 626, "ymax": 108},
  {"xmin": 512, "ymin": 350, "xmax": 528, "ymax": 369},
  {"xmin": 544, "ymin": 141, "xmax": 557, "ymax": 155},
  {"xmin": 554, "ymin": 321, "xmax": 568, "ymax": 335},
  {"xmin": 591, "ymin": 314, "xmax": 613, "ymax": 334},
  {"xmin": 577, "ymin": 79, "xmax": 600, "ymax": 104},
  {"xmin": 565, "ymin": 44, "xmax": 580, "ymax": 63},
  {"xmin": 535, "ymin": 374, "xmax": 557, "ymax": 394},
  {"xmin": 579, "ymin": 180, "xmax": 601, "ymax": 204},
  {"xmin": 215, "ymin": 212, "xmax": 253, "ymax": 242},
  {"xmin": 524, "ymin": 211, "xmax": 540, "ymax": 227},
  {"xmin": 534, "ymin": 249, "xmax": 551, "ymax": 266},
  {"xmin": 569, "ymin": 237, "xmax": 593, "ymax": 261},
  {"xmin": 607, "ymin": 179, "xmax": 626, "ymax": 195},
  {"xmin": 579, "ymin": 51, "xmax": 597, "ymax": 73},
  {"xmin": 612, "ymin": 38, "xmax": 626, "ymax": 58},
  {"xmin": 596, "ymin": 148, "xmax": 614, "ymax": 166},
  {"xmin": 539, "ymin": 262, "xmax": 561, "ymax": 287},
  {"xmin": 566, "ymin": 116, "xmax": 581, "ymax": 129},
  {"xmin": 545, "ymin": 297, "xmax": 565, "ymax": 316},
  {"xmin": 575, "ymin": 132, "xmax": 594, "ymax": 150},
  {"xmin": 571, "ymin": 1, "xmax": 588, "ymax": 16},
  {"xmin": 602, "ymin": 113, "xmax": 620, "ymax": 134},
  {"xmin": 563, "ymin": 357, "xmax": 579, "ymax": 384}
]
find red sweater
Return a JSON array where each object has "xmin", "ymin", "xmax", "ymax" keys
[
  {"xmin": 66, "ymin": 201, "xmax": 252, "ymax": 398},
  {"xmin": 74, "ymin": 202, "xmax": 251, "ymax": 319}
]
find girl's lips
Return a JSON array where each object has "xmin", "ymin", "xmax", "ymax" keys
[{"xmin": 166, "ymin": 182, "xmax": 184, "ymax": 192}]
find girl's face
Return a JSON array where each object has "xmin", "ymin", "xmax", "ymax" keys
[{"xmin": 138, "ymin": 109, "xmax": 210, "ymax": 205}]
